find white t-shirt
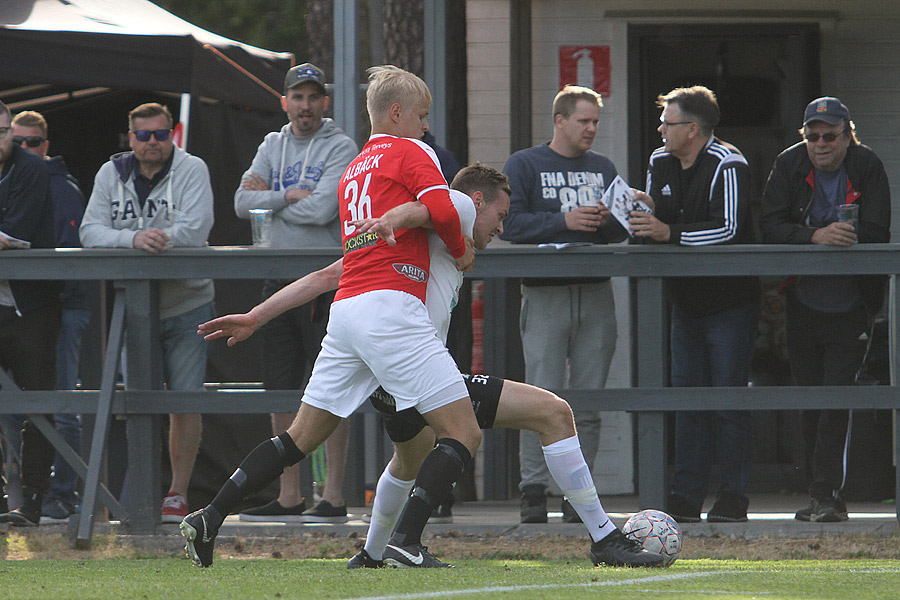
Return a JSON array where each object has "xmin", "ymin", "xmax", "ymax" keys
[{"xmin": 424, "ymin": 189, "xmax": 476, "ymax": 342}]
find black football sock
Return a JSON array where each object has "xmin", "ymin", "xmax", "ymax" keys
[
  {"xmin": 207, "ymin": 432, "xmax": 305, "ymax": 527},
  {"xmin": 390, "ymin": 437, "xmax": 470, "ymax": 547}
]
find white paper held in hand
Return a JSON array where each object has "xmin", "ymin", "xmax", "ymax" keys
[{"xmin": 601, "ymin": 175, "xmax": 651, "ymax": 236}]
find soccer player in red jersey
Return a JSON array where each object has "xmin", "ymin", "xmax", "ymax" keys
[{"xmin": 180, "ymin": 65, "xmax": 479, "ymax": 569}]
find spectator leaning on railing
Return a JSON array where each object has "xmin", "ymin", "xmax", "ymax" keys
[
  {"xmin": 759, "ymin": 96, "xmax": 891, "ymax": 523},
  {"xmin": 0, "ymin": 100, "xmax": 63, "ymax": 527},
  {"xmin": 79, "ymin": 101, "xmax": 216, "ymax": 525},
  {"xmin": 630, "ymin": 85, "xmax": 760, "ymax": 524}
]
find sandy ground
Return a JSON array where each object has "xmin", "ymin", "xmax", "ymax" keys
[{"xmin": 2, "ymin": 527, "xmax": 898, "ymax": 562}]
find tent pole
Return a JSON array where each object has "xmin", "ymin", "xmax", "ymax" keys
[{"xmin": 178, "ymin": 93, "xmax": 191, "ymax": 149}]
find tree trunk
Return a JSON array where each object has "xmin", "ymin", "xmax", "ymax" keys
[
  {"xmin": 305, "ymin": 0, "xmax": 334, "ymax": 76},
  {"xmin": 383, "ymin": 0, "xmax": 424, "ymax": 76}
]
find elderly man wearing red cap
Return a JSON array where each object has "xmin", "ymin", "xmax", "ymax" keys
[{"xmin": 760, "ymin": 97, "xmax": 891, "ymax": 523}]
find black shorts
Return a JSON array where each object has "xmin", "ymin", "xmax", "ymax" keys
[{"xmin": 369, "ymin": 373, "xmax": 504, "ymax": 443}]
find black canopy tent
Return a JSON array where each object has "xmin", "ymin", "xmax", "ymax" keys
[
  {"xmin": 1, "ymin": 0, "xmax": 295, "ymax": 373},
  {"xmin": 1, "ymin": 0, "xmax": 300, "ymax": 508},
  {"xmin": 0, "ymin": 0, "xmax": 291, "ymax": 108},
  {"xmin": 1, "ymin": 0, "xmax": 294, "ymax": 243}
]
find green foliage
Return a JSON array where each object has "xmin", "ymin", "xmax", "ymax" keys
[
  {"xmin": 4, "ymin": 558, "xmax": 900, "ymax": 600},
  {"xmin": 154, "ymin": 0, "xmax": 307, "ymax": 58}
]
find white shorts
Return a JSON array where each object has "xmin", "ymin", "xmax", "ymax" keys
[{"xmin": 301, "ymin": 289, "xmax": 468, "ymax": 418}]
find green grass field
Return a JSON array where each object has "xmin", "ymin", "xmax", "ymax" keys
[{"xmin": 3, "ymin": 558, "xmax": 900, "ymax": 599}]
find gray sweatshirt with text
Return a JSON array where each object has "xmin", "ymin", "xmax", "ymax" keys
[{"xmin": 234, "ymin": 119, "xmax": 358, "ymax": 248}]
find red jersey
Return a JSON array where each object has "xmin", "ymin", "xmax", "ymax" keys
[{"xmin": 336, "ymin": 135, "xmax": 465, "ymax": 303}]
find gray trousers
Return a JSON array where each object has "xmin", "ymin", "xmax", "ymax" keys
[{"xmin": 518, "ymin": 281, "xmax": 617, "ymax": 491}]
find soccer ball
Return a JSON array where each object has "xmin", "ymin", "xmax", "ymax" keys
[{"xmin": 622, "ymin": 509, "xmax": 683, "ymax": 567}]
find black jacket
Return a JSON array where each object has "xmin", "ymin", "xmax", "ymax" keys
[
  {"xmin": 760, "ymin": 142, "xmax": 891, "ymax": 318},
  {"xmin": 645, "ymin": 136, "xmax": 760, "ymax": 317},
  {"xmin": 0, "ymin": 145, "xmax": 62, "ymax": 314}
]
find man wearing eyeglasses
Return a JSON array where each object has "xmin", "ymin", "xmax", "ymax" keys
[
  {"xmin": 629, "ymin": 86, "xmax": 760, "ymax": 525},
  {"xmin": 80, "ymin": 102, "xmax": 216, "ymax": 525},
  {"xmin": 760, "ymin": 97, "xmax": 891, "ymax": 523},
  {"xmin": 0, "ymin": 101, "xmax": 62, "ymax": 527},
  {"xmin": 10, "ymin": 110, "xmax": 88, "ymax": 523}
]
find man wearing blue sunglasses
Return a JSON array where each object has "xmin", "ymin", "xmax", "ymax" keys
[{"xmin": 80, "ymin": 102, "xmax": 216, "ymax": 525}]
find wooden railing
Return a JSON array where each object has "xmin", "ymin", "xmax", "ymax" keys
[{"xmin": 0, "ymin": 244, "xmax": 898, "ymax": 544}]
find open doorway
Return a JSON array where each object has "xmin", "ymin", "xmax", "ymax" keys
[
  {"xmin": 627, "ymin": 23, "xmax": 820, "ymax": 200},
  {"xmin": 626, "ymin": 23, "xmax": 821, "ymax": 496}
]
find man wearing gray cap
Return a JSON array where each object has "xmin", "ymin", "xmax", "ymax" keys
[
  {"xmin": 760, "ymin": 97, "xmax": 891, "ymax": 522},
  {"xmin": 234, "ymin": 63, "xmax": 358, "ymax": 522}
]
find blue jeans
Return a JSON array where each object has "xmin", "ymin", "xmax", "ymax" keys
[
  {"xmin": 47, "ymin": 308, "xmax": 91, "ymax": 504},
  {"xmin": 669, "ymin": 301, "xmax": 759, "ymax": 509},
  {"xmin": 161, "ymin": 302, "xmax": 215, "ymax": 391}
]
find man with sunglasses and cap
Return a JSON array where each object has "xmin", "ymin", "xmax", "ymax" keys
[
  {"xmin": 233, "ymin": 63, "xmax": 357, "ymax": 524},
  {"xmin": 80, "ymin": 101, "xmax": 216, "ymax": 525},
  {"xmin": 10, "ymin": 110, "xmax": 88, "ymax": 522},
  {"xmin": 760, "ymin": 97, "xmax": 891, "ymax": 522}
]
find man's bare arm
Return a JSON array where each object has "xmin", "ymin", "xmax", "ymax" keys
[{"xmin": 198, "ymin": 259, "xmax": 343, "ymax": 346}]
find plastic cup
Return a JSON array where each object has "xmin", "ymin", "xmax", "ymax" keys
[
  {"xmin": 248, "ymin": 209, "xmax": 273, "ymax": 247},
  {"xmin": 835, "ymin": 204, "xmax": 858, "ymax": 237}
]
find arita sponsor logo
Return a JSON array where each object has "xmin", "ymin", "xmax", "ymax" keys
[{"xmin": 393, "ymin": 263, "xmax": 427, "ymax": 282}]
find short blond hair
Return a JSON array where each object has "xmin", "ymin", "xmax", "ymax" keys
[
  {"xmin": 365, "ymin": 65, "xmax": 431, "ymax": 122},
  {"xmin": 552, "ymin": 85, "xmax": 602, "ymax": 120},
  {"xmin": 12, "ymin": 110, "xmax": 48, "ymax": 138}
]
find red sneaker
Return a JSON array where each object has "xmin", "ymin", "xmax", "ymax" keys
[{"xmin": 161, "ymin": 492, "xmax": 189, "ymax": 523}]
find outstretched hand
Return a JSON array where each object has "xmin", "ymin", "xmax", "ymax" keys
[{"xmin": 197, "ymin": 313, "xmax": 260, "ymax": 346}]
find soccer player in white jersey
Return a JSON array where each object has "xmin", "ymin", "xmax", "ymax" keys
[
  {"xmin": 180, "ymin": 65, "xmax": 479, "ymax": 568},
  {"xmin": 197, "ymin": 164, "xmax": 666, "ymax": 569}
]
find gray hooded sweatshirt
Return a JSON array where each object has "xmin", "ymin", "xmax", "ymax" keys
[
  {"xmin": 234, "ymin": 118, "xmax": 358, "ymax": 248},
  {"xmin": 80, "ymin": 147, "xmax": 215, "ymax": 319}
]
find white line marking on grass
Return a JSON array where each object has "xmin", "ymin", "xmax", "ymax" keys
[
  {"xmin": 341, "ymin": 570, "xmax": 730, "ymax": 600},
  {"xmin": 631, "ymin": 590, "xmax": 773, "ymax": 595}
]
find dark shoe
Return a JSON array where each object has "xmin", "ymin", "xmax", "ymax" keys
[
  {"xmin": 520, "ymin": 484, "xmax": 548, "ymax": 523},
  {"xmin": 298, "ymin": 499, "xmax": 348, "ymax": 523},
  {"xmin": 666, "ymin": 493, "xmax": 701, "ymax": 523},
  {"xmin": 707, "ymin": 492, "xmax": 748, "ymax": 523},
  {"xmin": 239, "ymin": 499, "xmax": 306, "ymax": 522},
  {"xmin": 561, "ymin": 498, "xmax": 582, "ymax": 523},
  {"xmin": 794, "ymin": 504, "xmax": 814, "ymax": 522},
  {"xmin": 180, "ymin": 507, "xmax": 220, "ymax": 568},
  {"xmin": 590, "ymin": 529, "xmax": 666, "ymax": 568},
  {"xmin": 42, "ymin": 499, "xmax": 76, "ymax": 522},
  {"xmin": 799, "ymin": 496, "xmax": 848, "ymax": 523},
  {"xmin": 0, "ymin": 507, "xmax": 41, "ymax": 527},
  {"xmin": 383, "ymin": 542, "xmax": 453, "ymax": 568},
  {"xmin": 347, "ymin": 548, "xmax": 384, "ymax": 569},
  {"xmin": 430, "ymin": 491, "xmax": 454, "ymax": 523}
]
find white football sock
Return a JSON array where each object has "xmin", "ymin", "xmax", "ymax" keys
[
  {"xmin": 363, "ymin": 467, "xmax": 415, "ymax": 560},
  {"xmin": 543, "ymin": 435, "xmax": 617, "ymax": 542}
]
